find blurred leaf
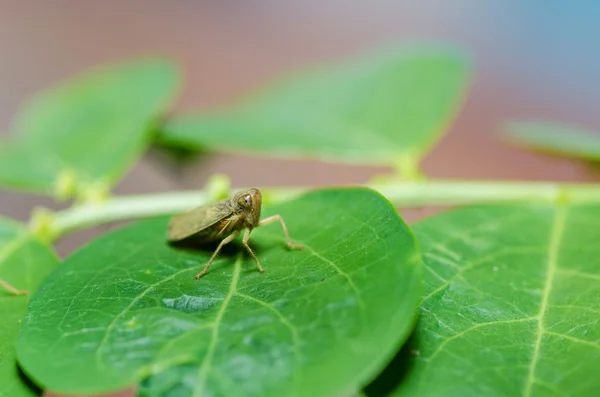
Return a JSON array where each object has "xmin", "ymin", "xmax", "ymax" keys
[
  {"xmin": 18, "ymin": 188, "xmax": 421, "ymax": 396},
  {"xmin": 387, "ymin": 204, "xmax": 600, "ymax": 397},
  {"xmin": 146, "ymin": 141, "xmax": 206, "ymax": 174},
  {"xmin": 505, "ymin": 122, "xmax": 600, "ymax": 161},
  {"xmin": 0, "ymin": 59, "xmax": 180, "ymax": 198},
  {"xmin": 159, "ymin": 44, "xmax": 470, "ymax": 167},
  {"xmin": 0, "ymin": 216, "xmax": 58, "ymax": 397}
]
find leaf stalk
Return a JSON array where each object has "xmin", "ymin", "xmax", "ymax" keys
[{"xmin": 47, "ymin": 179, "xmax": 600, "ymax": 241}]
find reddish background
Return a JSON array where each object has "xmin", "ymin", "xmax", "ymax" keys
[{"xmin": 1, "ymin": 2, "xmax": 599, "ymax": 396}]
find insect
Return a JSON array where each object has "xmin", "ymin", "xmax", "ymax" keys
[
  {"xmin": 167, "ymin": 188, "xmax": 303, "ymax": 279},
  {"xmin": 0, "ymin": 279, "xmax": 28, "ymax": 295}
]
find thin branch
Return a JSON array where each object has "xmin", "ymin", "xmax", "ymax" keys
[{"xmin": 46, "ymin": 179, "xmax": 600, "ymax": 241}]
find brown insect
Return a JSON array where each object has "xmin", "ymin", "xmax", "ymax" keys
[{"xmin": 167, "ymin": 188, "xmax": 303, "ymax": 279}]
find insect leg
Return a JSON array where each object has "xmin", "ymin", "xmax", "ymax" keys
[
  {"xmin": 258, "ymin": 215, "xmax": 304, "ymax": 250},
  {"xmin": 195, "ymin": 230, "xmax": 240, "ymax": 280},
  {"xmin": 0, "ymin": 279, "xmax": 28, "ymax": 295},
  {"xmin": 242, "ymin": 228, "xmax": 263, "ymax": 273},
  {"xmin": 216, "ymin": 217, "xmax": 233, "ymax": 237}
]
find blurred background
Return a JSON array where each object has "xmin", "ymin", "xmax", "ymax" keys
[{"xmin": 1, "ymin": 0, "xmax": 600, "ymax": 256}]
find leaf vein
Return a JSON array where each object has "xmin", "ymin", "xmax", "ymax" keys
[
  {"xmin": 59, "ymin": 244, "xmax": 152, "ymax": 331},
  {"xmin": 556, "ymin": 268, "xmax": 600, "ymax": 281},
  {"xmin": 523, "ymin": 205, "xmax": 567, "ymax": 397},
  {"xmin": 421, "ymin": 246, "xmax": 545, "ymax": 303},
  {"xmin": 301, "ymin": 243, "xmax": 365, "ymax": 310},
  {"xmin": 193, "ymin": 255, "xmax": 242, "ymax": 397},
  {"xmin": 94, "ymin": 264, "xmax": 197, "ymax": 367},
  {"xmin": 545, "ymin": 331, "xmax": 600, "ymax": 351},
  {"xmin": 236, "ymin": 292, "xmax": 302, "ymax": 392},
  {"xmin": 423, "ymin": 317, "xmax": 537, "ymax": 364}
]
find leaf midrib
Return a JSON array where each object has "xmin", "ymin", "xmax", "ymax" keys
[
  {"xmin": 523, "ymin": 205, "xmax": 567, "ymax": 396},
  {"xmin": 417, "ymin": 205, "xmax": 575, "ymax": 395},
  {"xmin": 193, "ymin": 255, "xmax": 242, "ymax": 397}
]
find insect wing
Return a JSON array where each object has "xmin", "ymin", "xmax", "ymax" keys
[{"xmin": 167, "ymin": 199, "xmax": 232, "ymax": 242}]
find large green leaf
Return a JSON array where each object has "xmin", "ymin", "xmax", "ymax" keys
[
  {"xmin": 0, "ymin": 59, "xmax": 180, "ymax": 198},
  {"xmin": 159, "ymin": 44, "xmax": 469, "ymax": 166},
  {"xmin": 388, "ymin": 204, "xmax": 600, "ymax": 397},
  {"xmin": 0, "ymin": 217, "xmax": 58, "ymax": 397},
  {"xmin": 505, "ymin": 122, "xmax": 600, "ymax": 161},
  {"xmin": 17, "ymin": 188, "xmax": 421, "ymax": 396}
]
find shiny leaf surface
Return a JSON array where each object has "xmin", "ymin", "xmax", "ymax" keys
[
  {"xmin": 0, "ymin": 217, "xmax": 57, "ymax": 397},
  {"xmin": 390, "ymin": 204, "xmax": 600, "ymax": 397},
  {"xmin": 18, "ymin": 188, "xmax": 421, "ymax": 396}
]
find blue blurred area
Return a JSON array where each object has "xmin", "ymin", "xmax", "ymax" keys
[
  {"xmin": 1, "ymin": 1, "xmax": 599, "ymax": 253},
  {"xmin": 475, "ymin": 1, "xmax": 600, "ymax": 114},
  {"xmin": 0, "ymin": 1, "xmax": 598, "ymax": 123}
]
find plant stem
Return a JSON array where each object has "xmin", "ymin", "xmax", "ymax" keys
[
  {"xmin": 372, "ymin": 179, "xmax": 595, "ymax": 206},
  {"xmin": 49, "ymin": 179, "xmax": 600, "ymax": 240},
  {"xmin": 51, "ymin": 190, "xmax": 208, "ymax": 237}
]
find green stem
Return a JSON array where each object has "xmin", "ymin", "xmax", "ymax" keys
[
  {"xmin": 372, "ymin": 180, "xmax": 597, "ymax": 206},
  {"xmin": 49, "ymin": 179, "xmax": 600, "ymax": 240},
  {"xmin": 52, "ymin": 190, "xmax": 208, "ymax": 237}
]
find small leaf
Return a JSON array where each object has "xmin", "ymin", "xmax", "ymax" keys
[
  {"xmin": 159, "ymin": 44, "xmax": 470, "ymax": 167},
  {"xmin": 505, "ymin": 122, "xmax": 600, "ymax": 161},
  {"xmin": 17, "ymin": 188, "xmax": 421, "ymax": 396},
  {"xmin": 0, "ymin": 59, "xmax": 180, "ymax": 198},
  {"xmin": 0, "ymin": 216, "xmax": 58, "ymax": 397},
  {"xmin": 390, "ymin": 204, "xmax": 600, "ymax": 397}
]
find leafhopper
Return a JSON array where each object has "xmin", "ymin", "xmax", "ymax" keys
[{"xmin": 167, "ymin": 188, "xmax": 303, "ymax": 279}]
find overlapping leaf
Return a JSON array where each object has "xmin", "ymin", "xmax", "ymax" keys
[
  {"xmin": 160, "ymin": 44, "xmax": 470, "ymax": 166},
  {"xmin": 0, "ymin": 217, "xmax": 58, "ymax": 397},
  {"xmin": 0, "ymin": 59, "xmax": 180, "ymax": 198},
  {"xmin": 387, "ymin": 204, "xmax": 600, "ymax": 397},
  {"xmin": 505, "ymin": 122, "xmax": 600, "ymax": 162},
  {"xmin": 17, "ymin": 188, "xmax": 421, "ymax": 396}
]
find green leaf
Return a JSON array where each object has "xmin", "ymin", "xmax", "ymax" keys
[
  {"xmin": 0, "ymin": 216, "xmax": 58, "ymax": 397},
  {"xmin": 17, "ymin": 188, "xmax": 421, "ymax": 396},
  {"xmin": 389, "ymin": 204, "xmax": 600, "ymax": 397},
  {"xmin": 505, "ymin": 122, "xmax": 600, "ymax": 161},
  {"xmin": 159, "ymin": 44, "xmax": 470, "ymax": 168},
  {"xmin": 0, "ymin": 59, "xmax": 180, "ymax": 198}
]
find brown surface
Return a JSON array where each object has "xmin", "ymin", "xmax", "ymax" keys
[
  {"xmin": 2, "ymin": 1, "xmax": 599, "ymax": 254},
  {"xmin": 1, "ymin": 1, "xmax": 599, "ymax": 396}
]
